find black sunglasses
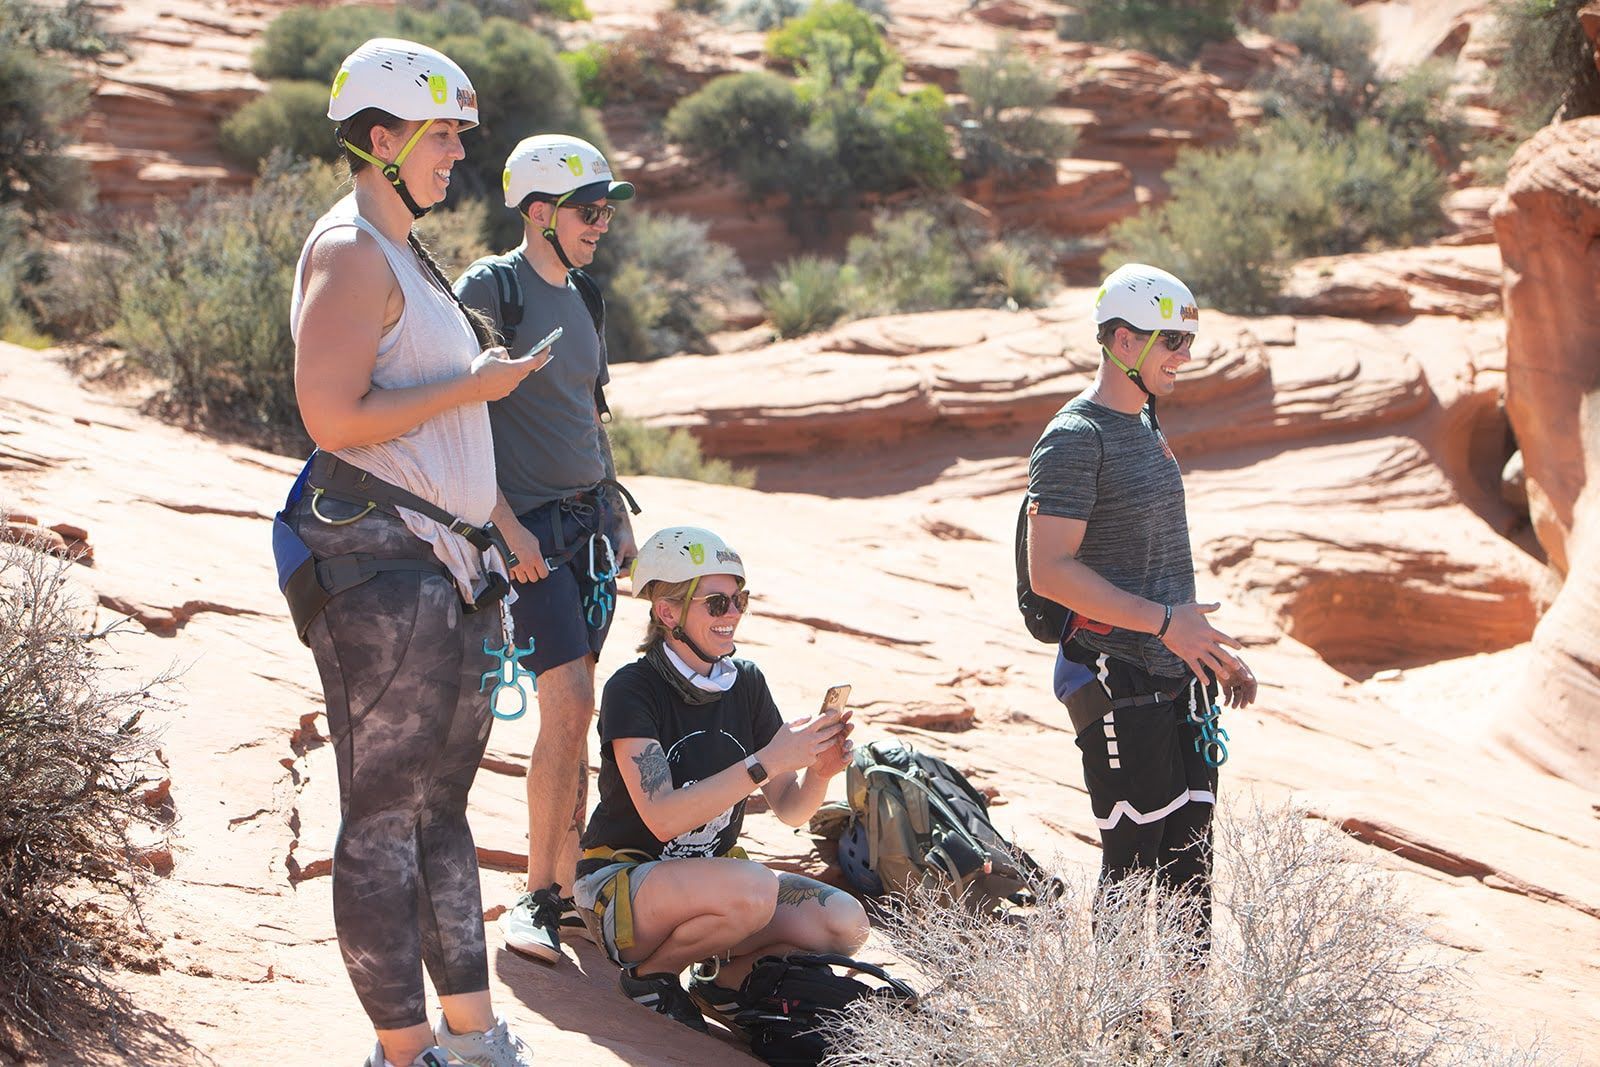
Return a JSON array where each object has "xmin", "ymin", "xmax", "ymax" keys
[
  {"xmin": 562, "ymin": 202, "xmax": 617, "ymax": 226},
  {"xmin": 1146, "ymin": 330, "xmax": 1194, "ymax": 352},
  {"xmin": 690, "ymin": 589, "xmax": 750, "ymax": 617}
]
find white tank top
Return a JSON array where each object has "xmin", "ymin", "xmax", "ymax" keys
[{"xmin": 291, "ymin": 194, "xmax": 502, "ymax": 601}]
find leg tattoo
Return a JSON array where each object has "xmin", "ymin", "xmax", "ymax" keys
[{"xmin": 776, "ymin": 874, "xmax": 838, "ymax": 909}]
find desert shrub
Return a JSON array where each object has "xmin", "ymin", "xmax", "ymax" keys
[
  {"xmin": 666, "ymin": 27, "xmax": 955, "ymax": 218},
  {"xmin": 1106, "ymin": 117, "xmax": 1446, "ymax": 312},
  {"xmin": 1267, "ymin": 0, "xmax": 1376, "ymax": 86},
  {"xmin": 559, "ymin": 12, "xmax": 696, "ymax": 109},
  {"xmin": 1374, "ymin": 59, "xmax": 1471, "ymax": 166},
  {"xmin": 590, "ymin": 209, "xmax": 751, "ymax": 360},
  {"xmin": 412, "ymin": 0, "xmax": 591, "ymax": 20},
  {"xmin": 673, "ymin": 0, "xmax": 722, "ymax": 14},
  {"xmin": 972, "ymin": 237, "xmax": 1052, "ymax": 308},
  {"xmin": 664, "ymin": 71, "xmax": 813, "ymax": 198},
  {"xmin": 727, "ymin": 0, "xmax": 806, "ymax": 30},
  {"xmin": 250, "ymin": 4, "xmax": 398, "ymax": 83},
  {"xmin": 113, "ymin": 155, "xmax": 345, "ymax": 443},
  {"xmin": 414, "ymin": 198, "xmax": 493, "ymax": 278},
  {"xmin": 1490, "ymin": 0, "xmax": 1600, "ymax": 130},
  {"xmin": 846, "ymin": 209, "xmax": 969, "ymax": 314},
  {"xmin": 0, "ymin": 206, "xmax": 45, "ymax": 345},
  {"xmin": 826, "ymin": 801, "xmax": 1551, "ymax": 1066},
  {"xmin": 767, "ymin": 1, "xmax": 892, "ymax": 86},
  {"xmin": 0, "ymin": 0, "xmax": 117, "ymax": 217},
  {"xmin": 1066, "ymin": 0, "xmax": 1241, "ymax": 63},
  {"xmin": 16, "ymin": 232, "xmax": 126, "ymax": 341},
  {"xmin": 957, "ymin": 40, "xmax": 1078, "ymax": 179},
  {"xmin": 0, "ymin": 528, "xmax": 167, "ymax": 1043},
  {"xmin": 760, "ymin": 255, "xmax": 853, "ymax": 337},
  {"xmin": 607, "ymin": 415, "xmax": 754, "ymax": 486},
  {"xmin": 219, "ymin": 80, "xmax": 339, "ymax": 167}
]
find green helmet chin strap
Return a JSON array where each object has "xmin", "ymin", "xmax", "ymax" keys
[
  {"xmin": 339, "ymin": 119, "xmax": 437, "ymax": 219},
  {"xmin": 1101, "ymin": 327, "xmax": 1164, "ymax": 397},
  {"xmin": 532, "ymin": 189, "xmax": 580, "ymax": 271}
]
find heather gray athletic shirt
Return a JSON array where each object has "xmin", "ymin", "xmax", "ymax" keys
[
  {"xmin": 1027, "ymin": 396, "xmax": 1195, "ymax": 677},
  {"xmin": 455, "ymin": 248, "xmax": 609, "ymax": 515}
]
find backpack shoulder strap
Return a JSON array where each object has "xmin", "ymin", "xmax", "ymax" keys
[
  {"xmin": 568, "ymin": 268, "xmax": 611, "ymax": 421},
  {"xmin": 480, "ymin": 256, "xmax": 524, "ymax": 349}
]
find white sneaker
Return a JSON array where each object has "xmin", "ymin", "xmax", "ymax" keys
[
  {"xmin": 364, "ymin": 1042, "xmax": 452, "ymax": 1067},
  {"xmin": 433, "ymin": 1014, "xmax": 534, "ymax": 1067}
]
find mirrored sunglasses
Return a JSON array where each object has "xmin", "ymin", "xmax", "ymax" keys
[
  {"xmin": 690, "ymin": 589, "xmax": 750, "ymax": 617},
  {"xmin": 1152, "ymin": 330, "xmax": 1194, "ymax": 352},
  {"xmin": 563, "ymin": 202, "xmax": 617, "ymax": 226}
]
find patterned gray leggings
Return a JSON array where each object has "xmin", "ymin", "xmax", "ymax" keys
[{"xmin": 294, "ymin": 497, "xmax": 497, "ymax": 1030}]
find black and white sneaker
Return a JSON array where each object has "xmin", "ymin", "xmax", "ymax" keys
[
  {"xmin": 619, "ymin": 967, "xmax": 709, "ymax": 1033},
  {"xmin": 502, "ymin": 885, "xmax": 565, "ymax": 964},
  {"xmin": 686, "ymin": 973, "xmax": 744, "ymax": 1031}
]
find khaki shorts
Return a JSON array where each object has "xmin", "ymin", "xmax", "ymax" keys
[{"xmin": 573, "ymin": 858, "xmax": 661, "ymax": 967}]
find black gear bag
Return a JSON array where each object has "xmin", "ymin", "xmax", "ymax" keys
[{"xmin": 732, "ymin": 952, "xmax": 917, "ymax": 1067}]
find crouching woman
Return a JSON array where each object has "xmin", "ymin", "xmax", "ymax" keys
[{"xmin": 575, "ymin": 526, "xmax": 870, "ymax": 1031}]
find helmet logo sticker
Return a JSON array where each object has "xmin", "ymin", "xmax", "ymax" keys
[
  {"xmin": 1158, "ymin": 296, "xmax": 1174, "ymax": 319},
  {"xmin": 457, "ymin": 87, "xmax": 477, "ymax": 110},
  {"xmin": 428, "ymin": 74, "xmax": 447, "ymax": 104},
  {"xmin": 715, "ymin": 549, "xmax": 741, "ymax": 565},
  {"xmin": 688, "ymin": 543, "xmax": 706, "ymax": 564},
  {"xmin": 1181, "ymin": 304, "xmax": 1199, "ymax": 322},
  {"xmin": 331, "ymin": 69, "xmax": 349, "ymax": 99},
  {"xmin": 565, "ymin": 155, "xmax": 583, "ymax": 176}
]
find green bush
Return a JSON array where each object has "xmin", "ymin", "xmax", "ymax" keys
[
  {"xmin": 957, "ymin": 41, "xmax": 1078, "ymax": 179},
  {"xmin": 415, "ymin": 0, "xmax": 591, "ymax": 20},
  {"xmin": 219, "ymin": 81, "xmax": 339, "ymax": 167},
  {"xmin": 1267, "ymin": 0, "xmax": 1375, "ymax": 84},
  {"xmin": 664, "ymin": 71, "xmax": 811, "ymax": 198},
  {"xmin": 250, "ymin": 4, "xmax": 397, "ymax": 83},
  {"xmin": 1491, "ymin": 0, "xmax": 1600, "ymax": 130},
  {"xmin": 414, "ymin": 198, "xmax": 494, "ymax": 278},
  {"xmin": 1068, "ymin": 0, "xmax": 1240, "ymax": 63},
  {"xmin": 1106, "ymin": 116, "xmax": 1446, "ymax": 312},
  {"xmin": 1375, "ymin": 59, "xmax": 1471, "ymax": 166},
  {"xmin": 846, "ymin": 209, "xmax": 968, "ymax": 314},
  {"xmin": 0, "ymin": 0, "xmax": 114, "ymax": 217},
  {"xmin": 556, "ymin": 12, "xmax": 696, "ymax": 109},
  {"xmin": 971, "ymin": 238, "xmax": 1052, "ymax": 309},
  {"xmin": 591, "ymin": 210, "xmax": 751, "ymax": 360},
  {"xmin": 760, "ymin": 256, "xmax": 853, "ymax": 337},
  {"xmin": 608, "ymin": 415, "xmax": 754, "ymax": 486},
  {"xmin": 768, "ymin": 1, "xmax": 892, "ymax": 88},
  {"xmin": 728, "ymin": 0, "xmax": 807, "ymax": 30},
  {"xmin": 113, "ymin": 155, "xmax": 345, "ymax": 443}
]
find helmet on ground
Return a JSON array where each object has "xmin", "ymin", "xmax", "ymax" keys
[
  {"xmin": 502, "ymin": 134, "xmax": 635, "ymax": 210},
  {"xmin": 327, "ymin": 38, "xmax": 478, "ymax": 130},
  {"xmin": 630, "ymin": 527, "xmax": 744, "ymax": 593},
  {"xmin": 1092, "ymin": 263, "xmax": 1199, "ymax": 335}
]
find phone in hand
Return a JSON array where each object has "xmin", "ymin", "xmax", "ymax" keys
[
  {"xmin": 529, "ymin": 325, "xmax": 563, "ymax": 358},
  {"xmin": 820, "ymin": 684, "xmax": 851, "ymax": 718}
]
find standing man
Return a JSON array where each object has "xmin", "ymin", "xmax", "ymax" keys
[
  {"xmin": 1025, "ymin": 263, "xmax": 1257, "ymax": 950},
  {"xmin": 455, "ymin": 134, "xmax": 640, "ymax": 965}
]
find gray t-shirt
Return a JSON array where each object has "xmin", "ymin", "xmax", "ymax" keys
[
  {"xmin": 1027, "ymin": 396, "xmax": 1195, "ymax": 677},
  {"xmin": 455, "ymin": 249, "xmax": 610, "ymax": 514}
]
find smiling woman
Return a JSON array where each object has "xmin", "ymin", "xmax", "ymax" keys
[
  {"xmin": 572, "ymin": 526, "xmax": 870, "ymax": 1034},
  {"xmin": 284, "ymin": 36, "xmax": 544, "ymax": 1067}
]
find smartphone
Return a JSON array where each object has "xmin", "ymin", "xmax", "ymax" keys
[
  {"xmin": 820, "ymin": 684, "xmax": 851, "ymax": 717},
  {"xmin": 529, "ymin": 325, "xmax": 563, "ymax": 357}
]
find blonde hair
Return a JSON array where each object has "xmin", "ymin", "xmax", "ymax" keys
[{"xmin": 636, "ymin": 578, "xmax": 696, "ymax": 654}]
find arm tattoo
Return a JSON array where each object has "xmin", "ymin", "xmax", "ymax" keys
[
  {"xmin": 776, "ymin": 874, "xmax": 838, "ymax": 909},
  {"xmin": 631, "ymin": 742, "xmax": 673, "ymax": 799}
]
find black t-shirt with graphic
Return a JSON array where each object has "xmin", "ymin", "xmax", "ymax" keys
[{"xmin": 580, "ymin": 657, "xmax": 784, "ymax": 865}]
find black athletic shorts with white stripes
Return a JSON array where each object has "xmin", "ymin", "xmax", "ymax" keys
[{"xmin": 1056, "ymin": 650, "xmax": 1218, "ymax": 834}]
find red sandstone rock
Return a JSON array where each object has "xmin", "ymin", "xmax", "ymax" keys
[
  {"xmin": 1491, "ymin": 117, "xmax": 1600, "ymax": 788},
  {"xmin": 1282, "ymin": 245, "xmax": 1503, "ymax": 319}
]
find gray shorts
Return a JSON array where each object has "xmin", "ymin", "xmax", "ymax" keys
[{"xmin": 573, "ymin": 859, "xmax": 661, "ymax": 967}]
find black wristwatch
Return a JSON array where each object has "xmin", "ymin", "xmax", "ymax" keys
[{"xmin": 744, "ymin": 754, "xmax": 769, "ymax": 786}]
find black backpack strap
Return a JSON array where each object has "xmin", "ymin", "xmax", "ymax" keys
[
  {"xmin": 569, "ymin": 268, "xmax": 612, "ymax": 422},
  {"xmin": 307, "ymin": 451, "xmax": 495, "ymax": 552},
  {"xmin": 485, "ymin": 257, "xmax": 523, "ymax": 349},
  {"xmin": 780, "ymin": 953, "xmax": 918, "ymax": 1003}
]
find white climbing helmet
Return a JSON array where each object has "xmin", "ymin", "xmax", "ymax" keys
[
  {"xmin": 1093, "ymin": 263, "xmax": 1199, "ymax": 335},
  {"xmin": 502, "ymin": 133, "xmax": 635, "ymax": 209},
  {"xmin": 327, "ymin": 38, "xmax": 479, "ymax": 130},
  {"xmin": 630, "ymin": 527, "xmax": 744, "ymax": 593}
]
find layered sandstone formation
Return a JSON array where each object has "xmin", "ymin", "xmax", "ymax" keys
[{"xmin": 1491, "ymin": 119, "xmax": 1600, "ymax": 788}]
